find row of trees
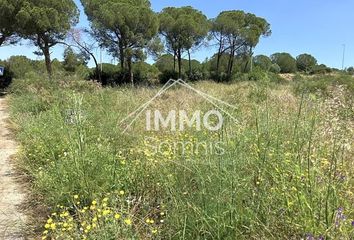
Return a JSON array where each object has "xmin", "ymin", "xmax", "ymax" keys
[
  {"xmin": 0, "ymin": 51, "xmax": 343, "ymax": 88},
  {"xmin": 0, "ymin": 0, "xmax": 271, "ymax": 84},
  {"xmin": 254, "ymin": 53, "xmax": 320, "ymax": 74}
]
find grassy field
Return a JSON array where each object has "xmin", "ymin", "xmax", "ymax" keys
[{"xmin": 8, "ymin": 74, "xmax": 354, "ymax": 239}]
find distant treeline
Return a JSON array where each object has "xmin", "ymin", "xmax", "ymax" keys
[{"xmin": 0, "ymin": 0, "xmax": 353, "ymax": 86}]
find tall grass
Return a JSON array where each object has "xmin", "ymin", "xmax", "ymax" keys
[{"xmin": 8, "ymin": 74, "xmax": 354, "ymax": 239}]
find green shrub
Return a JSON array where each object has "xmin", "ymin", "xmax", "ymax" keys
[
  {"xmin": 253, "ymin": 55, "xmax": 272, "ymax": 71},
  {"xmin": 310, "ymin": 64, "xmax": 332, "ymax": 75},
  {"xmin": 268, "ymin": 72, "xmax": 287, "ymax": 84},
  {"xmin": 210, "ymin": 71, "xmax": 232, "ymax": 82},
  {"xmin": 62, "ymin": 47, "xmax": 88, "ymax": 73},
  {"xmin": 89, "ymin": 62, "xmax": 157, "ymax": 86},
  {"xmin": 270, "ymin": 52, "xmax": 297, "ymax": 73},
  {"xmin": 133, "ymin": 62, "xmax": 160, "ymax": 84},
  {"xmin": 158, "ymin": 70, "xmax": 179, "ymax": 84},
  {"xmin": 6, "ymin": 56, "xmax": 35, "ymax": 78},
  {"xmin": 293, "ymin": 74, "xmax": 354, "ymax": 95},
  {"xmin": 187, "ymin": 69, "xmax": 204, "ymax": 81},
  {"xmin": 269, "ymin": 63, "xmax": 281, "ymax": 73},
  {"xmin": 296, "ymin": 54, "xmax": 317, "ymax": 73},
  {"xmin": 248, "ymin": 67, "xmax": 268, "ymax": 81}
]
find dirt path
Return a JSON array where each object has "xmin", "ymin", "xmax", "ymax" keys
[{"xmin": 0, "ymin": 96, "xmax": 26, "ymax": 239}]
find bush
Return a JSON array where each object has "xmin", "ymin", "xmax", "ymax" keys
[
  {"xmin": 110, "ymin": 69, "xmax": 149, "ymax": 86},
  {"xmin": 346, "ymin": 67, "xmax": 354, "ymax": 75},
  {"xmin": 133, "ymin": 62, "xmax": 160, "ymax": 84},
  {"xmin": 62, "ymin": 47, "xmax": 88, "ymax": 73},
  {"xmin": 158, "ymin": 70, "xmax": 179, "ymax": 84},
  {"xmin": 293, "ymin": 74, "xmax": 354, "ymax": 95},
  {"xmin": 7, "ymin": 56, "xmax": 35, "ymax": 78},
  {"xmin": 88, "ymin": 63, "xmax": 120, "ymax": 85},
  {"xmin": 296, "ymin": 54, "xmax": 317, "ymax": 73},
  {"xmin": 268, "ymin": 72, "xmax": 287, "ymax": 84},
  {"xmin": 248, "ymin": 67, "xmax": 268, "ymax": 81},
  {"xmin": 187, "ymin": 69, "xmax": 204, "ymax": 81},
  {"xmin": 270, "ymin": 52, "xmax": 297, "ymax": 73},
  {"xmin": 269, "ymin": 63, "xmax": 281, "ymax": 74},
  {"xmin": 210, "ymin": 71, "xmax": 232, "ymax": 82},
  {"xmin": 310, "ymin": 64, "xmax": 332, "ymax": 75},
  {"xmin": 253, "ymin": 55, "xmax": 272, "ymax": 71},
  {"xmin": 89, "ymin": 62, "xmax": 158, "ymax": 86}
]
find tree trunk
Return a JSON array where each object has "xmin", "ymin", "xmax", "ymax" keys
[
  {"xmin": 173, "ymin": 50, "xmax": 176, "ymax": 71},
  {"xmin": 243, "ymin": 48, "xmax": 253, "ymax": 73},
  {"xmin": 119, "ymin": 43, "xmax": 124, "ymax": 70},
  {"xmin": 216, "ymin": 37, "xmax": 223, "ymax": 77},
  {"xmin": 127, "ymin": 57, "xmax": 133, "ymax": 86},
  {"xmin": 216, "ymin": 52, "xmax": 221, "ymax": 76},
  {"xmin": 226, "ymin": 50, "xmax": 233, "ymax": 77},
  {"xmin": 188, "ymin": 49, "xmax": 192, "ymax": 77},
  {"xmin": 43, "ymin": 44, "xmax": 52, "ymax": 77},
  {"xmin": 249, "ymin": 47, "xmax": 254, "ymax": 73},
  {"xmin": 0, "ymin": 36, "xmax": 5, "ymax": 47},
  {"xmin": 92, "ymin": 57, "xmax": 103, "ymax": 84},
  {"xmin": 177, "ymin": 49, "xmax": 182, "ymax": 79},
  {"xmin": 229, "ymin": 51, "xmax": 235, "ymax": 77},
  {"xmin": 227, "ymin": 40, "xmax": 236, "ymax": 78}
]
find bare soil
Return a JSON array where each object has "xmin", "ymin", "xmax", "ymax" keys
[{"xmin": 0, "ymin": 97, "xmax": 26, "ymax": 239}]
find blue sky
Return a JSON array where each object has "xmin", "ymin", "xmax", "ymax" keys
[{"xmin": 0, "ymin": 0, "xmax": 353, "ymax": 69}]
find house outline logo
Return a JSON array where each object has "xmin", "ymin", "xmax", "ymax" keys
[{"xmin": 119, "ymin": 78, "xmax": 239, "ymax": 134}]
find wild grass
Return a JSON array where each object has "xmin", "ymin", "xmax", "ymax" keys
[{"xmin": 8, "ymin": 74, "xmax": 354, "ymax": 239}]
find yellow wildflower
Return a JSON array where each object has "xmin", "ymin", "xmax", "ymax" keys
[
  {"xmin": 50, "ymin": 223, "xmax": 56, "ymax": 230},
  {"xmin": 124, "ymin": 218, "xmax": 132, "ymax": 225},
  {"xmin": 146, "ymin": 219, "xmax": 154, "ymax": 224},
  {"xmin": 102, "ymin": 209, "xmax": 111, "ymax": 216}
]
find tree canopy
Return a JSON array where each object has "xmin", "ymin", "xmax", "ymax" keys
[
  {"xmin": 211, "ymin": 10, "xmax": 271, "ymax": 78},
  {"xmin": 16, "ymin": 0, "xmax": 79, "ymax": 76},
  {"xmin": 253, "ymin": 55, "xmax": 272, "ymax": 71},
  {"xmin": 81, "ymin": 0, "xmax": 159, "ymax": 85},
  {"xmin": 0, "ymin": 0, "xmax": 23, "ymax": 46},
  {"xmin": 159, "ymin": 6, "xmax": 209, "ymax": 78},
  {"xmin": 296, "ymin": 53, "xmax": 317, "ymax": 73},
  {"xmin": 63, "ymin": 47, "xmax": 88, "ymax": 73},
  {"xmin": 271, "ymin": 52, "xmax": 297, "ymax": 73}
]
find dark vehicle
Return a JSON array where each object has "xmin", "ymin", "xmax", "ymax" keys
[{"xmin": 0, "ymin": 66, "xmax": 12, "ymax": 89}]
